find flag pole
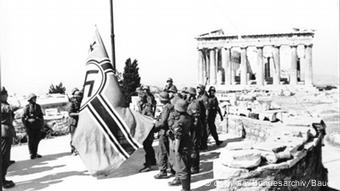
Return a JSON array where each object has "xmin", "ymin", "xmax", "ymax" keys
[{"xmin": 110, "ymin": 0, "xmax": 116, "ymax": 73}]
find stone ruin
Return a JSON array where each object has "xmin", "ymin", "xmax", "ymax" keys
[{"xmin": 214, "ymin": 90, "xmax": 328, "ymax": 191}]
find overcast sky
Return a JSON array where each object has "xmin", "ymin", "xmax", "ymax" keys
[{"xmin": 0, "ymin": 0, "xmax": 339, "ymax": 95}]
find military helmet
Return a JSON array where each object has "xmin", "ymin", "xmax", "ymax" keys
[
  {"xmin": 188, "ymin": 87, "xmax": 197, "ymax": 95},
  {"xmin": 142, "ymin": 85, "xmax": 150, "ymax": 91},
  {"xmin": 197, "ymin": 84, "xmax": 205, "ymax": 91},
  {"xmin": 71, "ymin": 88, "xmax": 80, "ymax": 95},
  {"xmin": 208, "ymin": 86, "xmax": 216, "ymax": 92},
  {"xmin": 166, "ymin": 77, "xmax": 173, "ymax": 83},
  {"xmin": 180, "ymin": 87, "xmax": 188, "ymax": 94},
  {"xmin": 174, "ymin": 99, "xmax": 188, "ymax": 113},
  {"xmin": 168, "ymin": 85, "xmax": 177, "ymax": 93},
  {"xmin": 27, "ymin": 93, "xmax": 37, "ymax": 101},
  {"xmin": 0, "ymin": 87, "xmax": 8, "ymax": 95},
  {"xmin": 159, "ymin": 91, "xmax": 170, "ymax": 102}
]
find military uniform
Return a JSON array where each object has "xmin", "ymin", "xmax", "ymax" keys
[
  {"xmin": 187, "ymin": 98, "xmax": 202, "ymax": 173},
  {"xmin": 139, "ymin": 87, "xmax": 157, "ymax": 172},
  {"xmin": 68, "ymin": 93, "xmax": 82, "ymax": 154},
  {"xmin": 22, "ymin": 94, "xmax": 44, "ymax": 159},
  {"xmin": 197, "ymin": 91, "xmax": 209, "ymax": 150},
  {"xmin": 207, "ymin": 87, "xmax": 223, "ymax": 145},
  {"xmin": 1, "ymin": 87, "xmax": 16, "ymax": 188},
  {"xmin": 154, "ymin": 93, "xmax": 174, "ymax": 178}
]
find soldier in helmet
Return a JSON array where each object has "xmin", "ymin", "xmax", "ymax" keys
[
  {"xmin": 207, "ymin": 86, "xmax": 223, "ymax": 146},
  {"xmin": 163, "ymin": 77, "xmax": 177, "ymax": 93},
  {"xmin": 186, "ymin": 87, "xmax": 202, "ymax": 174},
  {"xmin": 0, "ymin": 87, "xmax": 16, "ymax": 188},
  {"xmin": 68, "ymin": 88, "xmax": 83, "ymax": 155},
  {"xmin": 196, "ymin": 84, "xmax": 209, "ymax": 150},
  {"xmin": 153, "ymin": 91, "xmax": 175, "ymax": 179},
  {"xmin": 22, "ymin": 93, "xmax": 44, "ymax": 159},
  {"xmin": 136, "ymin": 86, "xmax": 146, "ymax": 113},
  {"xmin": 167, "ymin": 99, "xmax": 193, "ymax": 191},
  {"xmin": 139, "ymin": 85, "xmax": 157, "ymax": 172}
]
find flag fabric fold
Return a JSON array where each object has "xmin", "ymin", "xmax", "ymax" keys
[{"xmin": 73, "ymin": 28, "xmax": 154, "ymax": 176}]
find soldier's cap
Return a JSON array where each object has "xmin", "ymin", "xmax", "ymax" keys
[
  {"xmin": 209, "ymin": 86, "xmax": 216, "ymax": 92},
  {"xmin": 142, "ymin": 85, "xmax": 150, "ymax": 91},
  {"xmin": 0, "ymin": 87, "xmax": 8, "ymax": 95},
  {"xmin": 180, "ymin": 87, "xmax": 188, "ymax": 94},
  {"xmin": 188, "ymin": 87, "xmax": 196, "ymax": 95},
  {"xmin": 27, "ymin": 93, "xmax": 37, "ymax": 101},
  {"xmin": 159, "ymin": 91, "xmax": 170, "ymax": 102},
  {"xmin": 166, "ymin": 78, "xmax": 173, "ymax": 83},
  {"xmin": 174, "ymin": 99, "xmax": 188, "ymax": 113},
  {"xmin": 167, "ymin": 86, "xmax": 177, "ymax": 93},
  {"xmin": 74, "ymin": 90, "xmax": 82, "ymax": 97},
  {"xmin": 197, "ymin": 84, "xmax": 205, "ymax": 90},
  {"xmin": 71, "ymin": 88, "xmax": 80, "ymax": 95}
]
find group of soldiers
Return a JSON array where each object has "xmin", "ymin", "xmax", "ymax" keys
[
  {"xmin": 136, "ymin": 78, "xmax": 224, "ymax": 191},
  {"xmin": 1, "ymin": 87, "xmax": 45, "ymax": 189}
]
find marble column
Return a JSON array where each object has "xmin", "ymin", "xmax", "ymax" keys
[
  {"xmin": 240, "ymin": 47, "xmax": 247, "ymax": 85},
  {"xmin": 222, "ymin": 48, "xmax": 232, "ymax": 85},
  {"xmin": 197, "ymin": 49, "xmax": 204, "ymax": 84},
  {"xmin": 290, "ymin": 45, "xmax": 298, "ymax": 85},
  {"xmin": 272, "ymin": 46, "xmax": 281, "ymax": 85},
  {"xmin": 256, "ymin": 47, "xmax": 264, "ymax": 85},
  {"xmin": 305, "ymin": 44, "xmax": 313, "ymax": 85},
  {"xmin": 231, "ymin": 48, "xmax": 236, "ymax": 85},
  {"xmin": 209, "ymin": 49, "xmax": 217, "ymax": 85},
  {"xmin": 204, "ymin": 49, "xmax": 210, "ymax": 84}
]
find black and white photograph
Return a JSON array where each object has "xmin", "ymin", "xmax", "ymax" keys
[{"xmin": 0, "ymin": 0, "xmax": 339, "ymax": 190}]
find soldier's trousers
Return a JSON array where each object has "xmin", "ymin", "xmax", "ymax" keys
[
  {"xmin": 1, "ymin": 137, "xmax": 12, "ymax": 181},
  {"xmin": 207, "ymin": 115, "xmax": 219, "ymax": 142},
  {"xmin": 191, "ymin": 127, "xmax": 201, "ymax": 171},
  {"xmin": 158, "ymin": 133, "xmax": 170, "ymax": 172},
  {"xmin": 27, "ymin": 129, "xmax": 41, "ymax": 156},
  {"xmin": 170, "ymin": 140, "xmax": 191, "ymax": 181},
  {"xmin": 69, "ymin": 125, "xmax": 77, "ymax": 153},
  {"xmin": 200, "ymin": 120, "xmax": 208, "ymax": 150},
  {"xmin": 143, "ymin": 128, "xmax": 156, "ymax": 166}
]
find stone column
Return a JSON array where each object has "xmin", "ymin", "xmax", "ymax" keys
[
  {"xmin": 290, "ymin": 45, "xmax": 298, "ymax": 85},
  {"xmin": 204, "ymin": 49, "xmax": 210, "ymax": 84},
  {"xmin": 209, "ymin": 49, "xmax": 217, "ymax": 85},
  {"xmin": 256, "ymin": 47, "xmax": 264, "ymax": 85},
  {"xmin": 240, "ymin": 47, "xmax": 247, "ymax": 85},
  {"xmin": 230, "ymin": 48, "xmax": 236, "ymax": 85},
  {"xmin": 222, "ymin": 48, "xmax": 232, "ymax": 85},
  {"xmin": 197, "ymin": 49, "xmax": 204, "ymax": 84},
  {"xmin": 305, "ymin": 44, "xmax": 313, "ymax": 85},
  {"xmin": 272, "ymin": 46, "xmax": 281, "ymax": 85}
]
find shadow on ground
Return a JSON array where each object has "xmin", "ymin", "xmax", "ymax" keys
[{"xmin": 8, "ymin": 152, "xmax": 88, "ymax": 191}]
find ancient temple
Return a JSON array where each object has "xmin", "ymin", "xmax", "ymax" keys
[{"xmin": 196, "ymin": 29, "xmax": 315, "ymax": 87}]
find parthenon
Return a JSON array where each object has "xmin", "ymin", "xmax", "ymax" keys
[{"xmin": 196, "ymin": 29, "xmax": 315, "ymax": 87}]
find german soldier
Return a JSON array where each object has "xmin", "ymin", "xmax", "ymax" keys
[
  {"xmin": 186, "ymin": 87, "xmax": 202, "ymax": 174},
  {"xmin": 163, "ymin": 77, "xmax": 177, "ymax": 93},
  {"xmin": 196, "ymin": 84, "xmax": 209, "ymax": 150},
  {"xmin": 139, "ymin": 85, "xmax": 157, "ymax": 172},
  {"xmin": 153, "ymin": 91, "xmax": 175, "ymax": 179},
  {"xmin": 68, "ymin": 88, "xmax": 83, "ymax": 155},
  {"xmin": 207, "ymin": 86, "xmax": 223, "ymax": 146},
  {"xmin": 0, "ymin": 87, "xmax": 16, "ymax": 188},
  {"xmin": 168, "ymin": 99, "xmax": 193, "ymax": 191},
  {"xmin": 22, "ymin": 93, "xmax": 44, "ymax": 159}
]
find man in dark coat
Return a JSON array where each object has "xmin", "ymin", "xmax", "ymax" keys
[
  {"xmin": 68, "ymin": 88, "xmax": 83, "ymax": 155},
  {"xmin": 22, "ymin": 93, "xmax": 44, "ymax": 159},
  {"xmin": 207, "ymin": 86, "xmax": 223, "ymax": 146},
  {"xmin": 196, "ymin": 84, "xmax": 209, "ymax": 150},
  {"xmin": 0, "ymin": 87, "xmax": 16, "ymax": 188}
]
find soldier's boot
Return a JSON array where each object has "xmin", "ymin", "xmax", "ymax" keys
[
  {"xmin": 181, "ymin": 177, "xmax": 190, "ymax": 191},
  {"xmin": 154, "ymin": 171, "xmax": 168, "ymax": 179},
  {"xmin": 168, "ymin": 177, "xmax": 181, "ymax": 186}
]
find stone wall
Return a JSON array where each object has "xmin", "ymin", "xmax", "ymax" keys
[{"xmin": 214, "ymin": 116, "xmax": 328, "ymax": 191}]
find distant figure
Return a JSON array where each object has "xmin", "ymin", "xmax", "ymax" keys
[
  {"xmin": 0, "ymin": 87, "xmax": 16, "ymax": 188},
  {"xmin": 22, "ymin": 93, "xmax": 44, "ymax": 159},
  {"xmin": 163, "ymin": 78, "xmax": 177, "ymax": 93},
  {"xmin": 207, "ymin": 86, "xmax": 223, "ymax": 146},
  {"xmin": 68, "ymin": 88, "xmax": 83, "ymax": 155},
  {"xmin": 138, "ymin": 85, "xmax": 157, "ymax": 172},
  {"xmin": 196, "ymin": 84, "xmax": 209, "ymax": 150}
]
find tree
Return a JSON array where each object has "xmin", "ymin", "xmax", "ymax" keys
[
  {"xmin": 49, "ymin": 82, "xmax": 66, "ymax": 94},
  {"xmin": 121, "ymin": 58, "xmax": 141, "ymax": 106}
]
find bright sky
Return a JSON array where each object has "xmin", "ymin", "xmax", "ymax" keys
[{"xmin": 0, "ymin": 0, "xmax": 339, "ymax": 95}]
